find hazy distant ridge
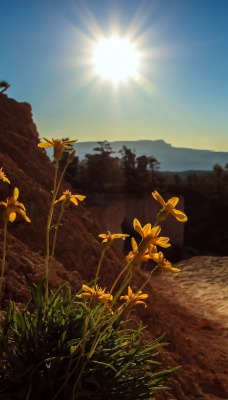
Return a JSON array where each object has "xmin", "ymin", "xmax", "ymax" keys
[{"xmin": 46, "ymin": 140, "xmax": 228, "ymax": 172}]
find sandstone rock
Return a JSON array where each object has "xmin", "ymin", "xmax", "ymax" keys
[{"xmin": 0, "ymin": 93, "xmax": 122, "ymax": 300}]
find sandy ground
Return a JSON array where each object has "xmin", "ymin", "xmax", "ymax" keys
[
  {"xmin": 156, "ymin": 256, "xmax": 228, "ymax": 328},
  {"xmin": 141, "ymin": 256, "xmax": 228, "ymax": 400}
]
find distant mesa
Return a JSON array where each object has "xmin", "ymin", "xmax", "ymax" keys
[{"xmin": 46, "ymin": 139, "xmax": 228, "ymax": 172}]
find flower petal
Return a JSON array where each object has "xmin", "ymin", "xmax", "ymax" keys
[
  {"xmin": 120, "ymin": 295, "xmax": 128, "ymax": 301},
  {"xmin": 150, "ymin": 226, "xmax": 161, "ymax": 237},
  {"xmin": 111, "ymin": 233, "xmax": 129, "ymax": 240},
  {"xmin": 8, "ymin": 211, "xmax": 16, "ymax": 222},
  {"xmin": 17, "ymin": 208, "xmax": 31, "ymax": 222},
  {"xmin": 98, "ymin": 234, "xmax": 108, "ymax": 239},
  {"xmin": 44, "ymin": 137, "xmax": 54, "ymax": 144},
  {"xmin": 54, "ymin": 194, "xmax": 65, "ymax": 204},
  {"xmin": 133, "ymin": 218, "xmax": 143, "ymax": 237},
  {"xmin": 168, "ymin": 266, "xmax": 181, "ymax": 273},
  {"xmin": 167, "ymin": 197, "xmax": 179, "ymax": 208},
  {"xmin": 152, "ymin": 191, "xmax": 165, "ymax": 206},
  {"xmin": 70, "ymin": 197, "xmax": 78, "ymax": 206},
  {"xmin": 38, "ymin": 142, "xmax": 53, "ymax": 148},
  {"xmin": 13, "ymin": 187, "xmax": 19, "ymax": 201},
  {"xmin": 171, "ymin": 209, "xmax": 188, "ymax": 222},
  {"xmin": 128, "ymin": 286, "xmax": 133, "ymax": 297},
  {"xmin": 137, "ymin": 293, "xmax": 148, "ymax": 300},
  {"xmin": 143, "ymin": 223, "xmax": 152, "ymax": 237},
  {"xmin": 77, "ymin": 293, "xmax": 92, "ymax": 299},
  {"xmin": 74, "ymin": 195, "xmax": 86, "ymax": 202},
  {"xmin": 82, "ymin": 285, "xmax": 94, "ymax": 294},
  {"xmin": 100, "ymin": 293, "xmax": 113, "ymax": 301},
  {"xmin": 17, "ymin": 202, "xmax": 26, "ymax": 211},
  {"xmin": 153, "ymin": 237, "xmax": 171, "ymax": 248},
  {"xmin": 131, "ymin": 237, "xmax": 138, "ymax": 253},
  {"xmin": 63, "ymin": 139, "xmax": 77, "ymax": 144}
]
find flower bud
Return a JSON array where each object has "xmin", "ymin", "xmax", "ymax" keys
[
  {"xmin": 157, "ymin": 209, "xmax": 167, "ymax": 223},
  {"xmin": 67, "ymin": 149, "xmax": 76, "ymax": 164}
]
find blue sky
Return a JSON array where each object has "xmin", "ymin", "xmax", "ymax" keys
[{"xmin": 1, "ymin": 0, "xmax": 228, "ymax": 151}]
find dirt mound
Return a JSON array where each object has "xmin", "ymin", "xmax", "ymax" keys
[{"xmin": 0, "ymin": 93, "xmax": 227, "ymax": 399}]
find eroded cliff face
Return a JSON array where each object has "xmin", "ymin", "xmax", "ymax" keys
[
  {"xmin": 0, "ymin": 94, "xmax": 38, "ymax": 138},
  {"xmin": 0, "ymin": 93, "xmax": 121, "ymax": 304}
]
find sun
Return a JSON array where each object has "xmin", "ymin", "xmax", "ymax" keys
[{"xmin": 92, "ymin": 36, "xmax": 140, "ymax": 84}]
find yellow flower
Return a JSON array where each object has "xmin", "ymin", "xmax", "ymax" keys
[
  {"xmin": 0, "ymin": 167, "xmax": 10, "ymax": 184},
  {"xmin": 0, "ymin": 188, "xmax": 31, "ymax": 223},
  {"xmin": 126, "ymin": 237, "xmax": 151, "ymax": 263},
  {"xmin": 38, "ymin": 137, "xmax": 77, "ymax": 161},
  {"xmin": 142, "ymin": 244, "xmax": 158, "ymax": 262},
  {"xmin": 98, "ymin": 231, "xmax": 129, "ymax": 243},
  {"xmin": 152, "ymin": 191, "xmax": 188, "ymax": 222},
  {"xmin": 147, "ymin": 244, "xmax": 157, "ymax": 254},
  {"xmin": 54, "ymin": 190, "xmax": 86, "ymax": 207},
  {"xmin": 126, "ymin": 237, "xmax": 139, "ymax": 262},
  {"xmin": 120, "ymin": 286, "xmax": 148, "ymax": 308},
  {"xmin": 151, "ymin": 251, "xmax": 181, "ymax": 273},
  {"xmin": 133, "ymin": 218, "xmax": 154, "ymax": 239},
  {"xmin": 77, "ymin": 284, "xmax": 113, "ymax": 301},
  {"xmin": 76, "ymin": 285, "xmax": 113, "ymax": 313},
  {"xmin": 133, "ymin": 218, "xmax": 170, "ymax": 248}
]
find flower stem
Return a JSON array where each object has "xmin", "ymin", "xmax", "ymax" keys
[
  {"xmin": 50, "ymin": 205, "xmax": 64, "ymax": 264},
  {"xmin": 44, "ymin": 160, "xmax": 59, "ymax": 301},
  {"xmin": 44, "ymin": 161, "xmax": 70, "ymax": 301},
  {"xmin": 94, "ymin": 245, "xmax": 109, "ymax": 286},
  {"xmin": 138, "ymin": 266, "xmax": 159, "ymax": 293},
  {"xmin": 55, "ymin": 164, "xmax": 68, "ymax": 200},
  {"xmin": 110, "ymin": 259, "xmax": 132, "ymax": 295},
  {"xmin": 111, "ymin": 269, "xmax": 133, "ymax": 306}
]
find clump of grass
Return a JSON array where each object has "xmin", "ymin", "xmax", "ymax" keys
[
  {"xmin": 0, "ymin": 138, "xmax": 187, "ymax": 399},
  {"xmin": 0, "ymin": 282, "xmax": 178, "ymax": 400}
]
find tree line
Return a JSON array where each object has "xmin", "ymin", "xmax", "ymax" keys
[
  {"xmin": 60, "ymin": 139, "xmax": 228, "ymax": 257},
  {"xmin": 60, "ymin": 139, "xmax": 228, "ymax": 197},
  {"xmin": 61, "ymin": 140, "xmax": 162, "ymax": 195}
]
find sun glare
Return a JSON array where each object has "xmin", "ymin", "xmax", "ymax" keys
[{"xmin": 92, "ymin": 36, "xmax": 140, "ymax": 84}]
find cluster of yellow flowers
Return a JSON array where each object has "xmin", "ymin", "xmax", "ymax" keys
[
  {"xmin": 0, "ymin": 137, "xmax": 188, "ymax": 313},
  {"xmin": 93, "ymin": 190, "xmax": 187, "ymax": 311},
  {"xmin": 0, "ymin": 169, "xmax": 30, "ymax": 223},
  {"xmin": 77, "ymin": 284, "xmax": 148, "ymax": 311}
]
